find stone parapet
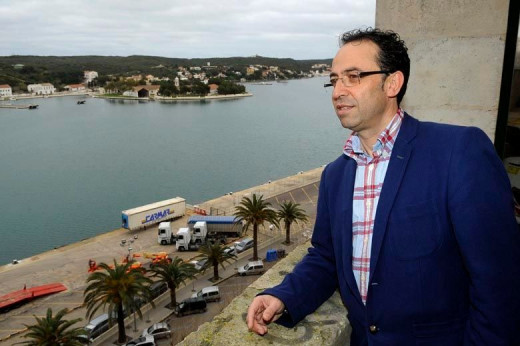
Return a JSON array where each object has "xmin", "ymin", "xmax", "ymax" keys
[{"xmin": 177, "ymin": 242, "xmax": 350, "ymax": 346}]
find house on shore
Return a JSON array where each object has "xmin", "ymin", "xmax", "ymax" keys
[
  {"xmin": 0, "ymin": 84, "xmax": 12, "ymax": 97},
  {"xmin": 84, "ymin": 71, "xmax": 98, "ymax": 83},
  {"xmin": 27, "ymin": 83, "xmax": 56, "ymax": 95},
  {"xmin": 65, "ymin": 84, "xmax": 86, "ymax": 92},
  {"xmin": 209, "ymin": 84, "xmax": 219, "ymax": 95},
  {"xmin": 132, "ymin": 85, "xmax": 160, "ymax": 98}
]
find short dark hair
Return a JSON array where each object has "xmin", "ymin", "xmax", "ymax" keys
[{"xmin": 340, "ymin": 28, "xmax": 410, "ymax": 105}]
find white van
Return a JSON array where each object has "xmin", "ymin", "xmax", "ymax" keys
[
  {"xmin": 238, "ymin": 260, "xmax": 264, "ymax": 276},
  {"xmin": 82, "ymin": 313, "xmax": 110, "ymax": 341},
  {"xmin": 191, "ymin": 286, "xmax": 221, "ymax": 302}
]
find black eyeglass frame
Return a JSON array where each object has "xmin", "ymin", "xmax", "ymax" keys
[{"xmin": 324, "ymin": 70, "xmax": 393, "ymax": 88}]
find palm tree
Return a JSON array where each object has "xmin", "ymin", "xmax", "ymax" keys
[
  {"xmin": 277, "ymin": 200, "xmax": 308, "ymax": 245},
  {"xmin": 198, "ymin": 242, "xmax": 236, "ymax": 281},
  {"xmin": 19, "ymin": 307, "xmax": 83, "ymax": 345},
  {"xmin": 83, "ymin": 260, "xmax": 153, "ymax": 344},
  {"xmin": 149, "ymin": 257, "xmax": 197, "ymax": 309},
  {"xmin": 234, "ymin": 194, "xmax": 279, "ymax": 260}
]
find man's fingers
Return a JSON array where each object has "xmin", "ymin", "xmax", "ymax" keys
[
  {"xmin": 262, "ymin": 302, "xmax": 281, "ymax": 323},
  {"xmin": 247, "ymin": 296, "xmax": 284, "ymax": 335}
]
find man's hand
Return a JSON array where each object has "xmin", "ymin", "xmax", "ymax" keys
[{"xmin": 246, "ymin": 295, "xmax": 285, "ymax": 335}]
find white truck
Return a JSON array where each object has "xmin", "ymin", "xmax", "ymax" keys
[
  {"xmin": 175, "ymin": 216, "xmax": 241, "ymax": 251},
  {"xmin": 175, "ymin": 227, "xmax": 205, "ymax": 251},
  {"xmin": 157, "ymin": 222, "xmax": 177, "ymax": 245},
  {"xmin": 122, "ymin": 197, "xmax": 186, "ymax": 231}
]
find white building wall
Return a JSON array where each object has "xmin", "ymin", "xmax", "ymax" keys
[{"xmin": 0, "ymin": 86, "xmax": 12, "ymax": 97}]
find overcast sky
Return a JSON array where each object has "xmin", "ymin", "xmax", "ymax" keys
[{"xmin": 0, "ymin": 0, "xmax": 376, "ymax": 59}]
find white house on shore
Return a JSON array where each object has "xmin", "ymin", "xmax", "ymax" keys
[
  {"xmin": 84, "ymin": 71, "xmax": 98, "ymax": 83},
  {"xmin": 65, "ymin": 84, "xmax": 86, "ymax": 92},
  {"xmin": 27, "ymin": 83, "xmax": 56, "ymax": 95},
  {"xmin": 0, "ymin": 84, "xmax": 12, "ymax": 97}
]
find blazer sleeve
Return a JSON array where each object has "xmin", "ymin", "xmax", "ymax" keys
[
  {"xmin": 447, "ymin": 127, "xmax": 520, "ymax": 345},
  {"xmin": 262, "ymin": 165, "xmax": 339, "ymax": 327}
]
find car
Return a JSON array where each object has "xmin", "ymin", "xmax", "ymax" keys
[
  {"xmin": 191, "ymin": 258, "xmax": 208, "ymax": 271},
  {"xmin": 141, "ymin": 322, "xmax": 171, "ymax": 340},
  {"xmin": 223, "ymin": 246, "xmax": 237, "ymax": 256},
  {"xmin": 175, "ymin": 297, "xmax": 207, "ymax": 317},
  {"xmin": 235, "ymin": 237, "xmax": 254, "ymax": 253},
  {"xmin": 125, "ymin": 335, "xmax": 155, "ymax": 346},
  {"xmin": 191, "ymin": 286, "xmax": 221, "ymax": 302},
  {"xmin": 238, "ymin": 260, "xmax": 265, "ymax": 276}
]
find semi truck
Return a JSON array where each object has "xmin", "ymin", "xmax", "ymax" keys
[
  {"xmin": 187, "ymin": 216, "xmax": 242, "ymax": 237},
  {"xmin": 157, "ymin": 222, "xmax": 177, "ymax": 245},
  {"xmin": 175, "ymin": 216, "xmax": 242, "ymax": 251},
  {"xmin": 122, "ymin": 197, "xmax": 186, "ymax": 231}
]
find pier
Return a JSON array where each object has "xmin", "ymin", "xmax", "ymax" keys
[{"xmin": 0, "ymin": 104, "xmax": 38, "ymax": 109}]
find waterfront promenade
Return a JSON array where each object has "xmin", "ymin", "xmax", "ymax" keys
[{"xmin": 0, "ymin": 166, "xmax": 323, "ymax": 345}]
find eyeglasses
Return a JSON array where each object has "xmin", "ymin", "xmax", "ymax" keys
[{"xmin": 324, "ymin": 70, "xmax": 393, "ymax": 88}]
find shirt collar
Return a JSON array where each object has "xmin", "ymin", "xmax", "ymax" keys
[{"xmin": 343, "ymin": 109, "xmax": 404, "ymax": 161}]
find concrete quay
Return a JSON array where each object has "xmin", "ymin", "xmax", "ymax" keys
[{"xmin": 0, "ymin": 166, "xmax": 323, "ymax": 345}]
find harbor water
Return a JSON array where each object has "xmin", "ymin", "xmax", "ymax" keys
[{"xmin": 0, "ymin": 78, "xmax": 347, "ymax": 265}]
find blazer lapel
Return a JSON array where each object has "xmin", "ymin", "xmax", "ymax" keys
[
  {"xmin": 340, "ymin": 157, "xmax": 364, "ymax": 306},
  {"xmin": 370, "ymin": 114, "xmax": 418, "ymax": 280}
]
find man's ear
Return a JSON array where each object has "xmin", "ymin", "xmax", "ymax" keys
[{"xmin": 385, "ymin": 71, "xmax": 404, "ymax": 99}]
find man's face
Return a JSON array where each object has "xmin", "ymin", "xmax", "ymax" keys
[{"xmin": 330, "ymin": 40, "xmax": 392, "ymax": 134}]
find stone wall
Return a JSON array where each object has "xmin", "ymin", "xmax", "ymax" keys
[
  {"xmin": 177, "ymin": 242, "xmax": 351, "ymax": 346},
  {"xmin": 376, "ymin": 0, "xmax": 511, "ymax": 140}
]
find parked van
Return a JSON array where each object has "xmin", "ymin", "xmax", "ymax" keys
[
  {"xmin": 238, "ymin": 260, "xmax": 265, "ymax": 276},
  {"xmin": 174, "ymin": 297, "xmax": 207, "ymax": 317},
  {"xmin": 235, "ymin": 237, "xmax": 254, "ymax": 253},
  {"xmin": 82, "ymin": 313, "xmax": 110, "ymax": 341},
  {"xmin": 191, "ymin": 286, "xmax": 220, "ymax": 302}
]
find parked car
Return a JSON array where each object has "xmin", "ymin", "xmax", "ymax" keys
[
  {"xmin": 141, "ymin": 322, "xmax": 171, "ymax": 340},
  {"xmin": 174, "ymin": 297, "xmax": 207, "ymax": 317},
  {"xmin": 191, "ymin": 258, "xmax": 208, "ymax": 271},
  {"xmin": 125, "ymin": 335, "xmax": 155, "ymax": 346},
  {"xmin": 150, "ymin": 281, "xmax": 168, "ymax": 298},
  {"xmin": 223, "ymin": 246, "xmax": 237, "ymax": 256},
  {"xmin": 235, "ymin": 237, "xmax": 254, "ymax": 253},
  {"xmin": 238, "ymin": 260, "xmax": 265, "ymax": 276},
  {"xmin": 191, "ymin": 286, "xmax": 221, "ymax": 302}
]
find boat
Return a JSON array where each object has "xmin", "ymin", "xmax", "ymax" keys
[
  {"xmin": 0, "ymin": 283, "xmax": 67, "ymax": 312},
  {"xmin": 77, "ymin": 100, "xmax": 86, "ymax": 105}
]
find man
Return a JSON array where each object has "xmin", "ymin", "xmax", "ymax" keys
[{"xmin": 246, "ymin": 28, "xmax": 520, "ymax": 345}]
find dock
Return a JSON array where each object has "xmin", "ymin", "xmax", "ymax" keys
[{"xmin": 0, "ymin": 104, "xmax": 38, "ymax": 109}]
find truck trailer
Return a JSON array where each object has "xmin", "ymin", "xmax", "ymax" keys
[
  {"xmin": 187, "ymin": 215, "xmax": 242, "ymax": 237},
  {"xmin": 122, "ymin": 197, "xmax": 186, "ymax": 231}
]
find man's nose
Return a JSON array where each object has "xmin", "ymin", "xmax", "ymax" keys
[{"xmin": 332, "ymin": 83, "xmax": 350, "ymax": 100}]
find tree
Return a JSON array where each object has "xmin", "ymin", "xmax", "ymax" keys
[
  {"xmin": 197, "ymin": 242, "xmax": 236, "ymax": 281},
  {"xmin": 217, "ymin": 80, "xmax": 245, "ymax": 95},
  {"xmin": 277, "ymin": 200, "xmax": 308, "ymax": 245},
  {"xmin": 191, "ymin": 80, "xmax": 209, "ymax": 96},
  {"xmin": 149, "ymin": 257, "xmax": 197, "ymax": 308},
  {"xmin": 19, "ymin": 308, "xmax": 83, "ymax": 346},
  {"xmin": 234, "ymin": 194, "xmax": 279, "ymax": 260},
  {"xmin": 159, "ymin": 80, "xmax": 178, "ymax": 96},
  {"xmin": 83, "ymin": 260, "xmax": 153, "ymax": 344}
]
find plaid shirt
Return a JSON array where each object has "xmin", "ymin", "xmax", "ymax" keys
[{"xmin": 343, "ymin": 109, "xmax": 404, "ymax": 304}]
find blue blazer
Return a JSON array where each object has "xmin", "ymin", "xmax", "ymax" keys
[{"xmin": 264, "ymin": 114, "xmax": 520, "ymax": 346}]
